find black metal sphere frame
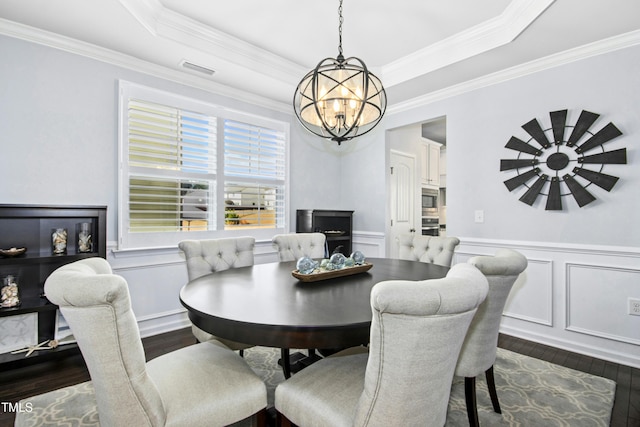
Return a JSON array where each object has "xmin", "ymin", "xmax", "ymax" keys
[
  {"xmin": 293, "ymin": 0, "xmax": 387, "ymax": 145},
  {"xmin": 293, "ymin": 55, "xmax": 386, "ymax": 145}
]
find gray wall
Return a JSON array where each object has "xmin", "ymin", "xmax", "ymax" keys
[
  {"xmin": 342, "ymin": 44, "xmax": 639, "ymax": 248},
  {"xmin": 337, "ymin": 43, "xmax": 640, "ymax": 367},
  {"xmin": 0, "ymin": 34, "xmax": 343, "ymax": 242},
  {"xmin": 1, "ymin": 32, "xmax": 639, "ymax": 367}
]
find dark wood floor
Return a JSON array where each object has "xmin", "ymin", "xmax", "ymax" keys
[{"xmin": 1, "ymin": 329, "xmax": 637, "ymax": 426}]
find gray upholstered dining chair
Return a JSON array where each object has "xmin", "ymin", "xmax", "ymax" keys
[
  {"xmin": 271, "ymin": 232, "xmax": 327, "ymax": 375},
  {"xmin": 178, "ymin": 237, "xmax": 255, "ymax": 353},
  {"xmin": 456, "ymin": 249, "xmax": 528, "ymax": 427},
  {"xmin": 397, "ymin": 233, "xmax": 461, "ymax": 267},
  {"xmin": 272, "ymin": 232, "xmax": 327, "ymax": 261},
  {"xmin": 37, "ymin": 257, "xmax": 267, "ymax": 427},
  {"xmin": 275, "ymin": 263, "xmax": 489, "ymax": 427}
]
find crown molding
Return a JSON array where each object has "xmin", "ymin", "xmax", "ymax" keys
[
  {"xmin": 3, "ymin": 11, "xmax": 639, "ymax": 117},
  {"xmin": 381, "ymin": 0, "xmax": 555, "ymax": 87},
  {"xmin": 0, "ymin": 18, "xmax": 291, "ymax": 114},
  {"xmin": 118, "ymin": 0, "xmax": 306, "ymax": 85},
  {"xmin": 116, "ymin": 0, "xmax": 160, "ymax": 36},
  {"xmin": 121, "ymin": 0, "xmax": 556, "ymax": 90},
  {"xmin": 388, "ymin": 29, "xmax": 640, "ymax": 115}
]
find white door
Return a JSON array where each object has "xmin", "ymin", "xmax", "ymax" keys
[{"xmin": 389, "ymin": 150, "xmax": 416, "ymax": 258}]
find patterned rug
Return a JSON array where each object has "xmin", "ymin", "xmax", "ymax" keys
[{"xmin": 16, "ymin": 347, "xmax": 615, "ymax": 426}]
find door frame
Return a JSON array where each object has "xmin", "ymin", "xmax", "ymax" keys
[{"xmin": 387, "ymin": 149, "xmax": 418, "ymax": 258}]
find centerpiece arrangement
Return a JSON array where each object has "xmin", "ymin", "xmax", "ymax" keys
[{"xmin": 292, "ymin": 250, "xmax": 372, "ymax": 282}]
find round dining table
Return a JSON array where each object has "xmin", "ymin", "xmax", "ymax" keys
[{"xmin": 180, "ymin": 257, "xmax": 450, "ymax": 354}]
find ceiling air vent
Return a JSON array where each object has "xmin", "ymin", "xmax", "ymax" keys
[{"xmin": 180, "ymin": 60, "xmax": 215, "ymax": 76}]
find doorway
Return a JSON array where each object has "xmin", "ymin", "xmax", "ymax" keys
[
  {"xmin": 386, "ymin": 117, "xmax": 447, "ymax": 257},
  {"xmin": 388, "ymin": 150, "xmax": 416, "ymax": 258}
]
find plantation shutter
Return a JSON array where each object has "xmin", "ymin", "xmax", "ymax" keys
[
  {"xmin": 127, "ymin": 99, "xmax": 217, "ymax": 232},
  {"xmin": 223, "ymin": 120, "xmax": 285, "ymax": 229}
]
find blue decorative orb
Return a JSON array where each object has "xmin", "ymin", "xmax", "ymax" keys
[
  {"xmin": 344, "ymin": 257, "xmax": 355, "ymax": 267},
  {"xmin": 320, "ymin": 258, "xmax": 330, "ymax": 269},
  {"xmin": 329, "ymin": 253, "xmax": 346, "ymax": 269},
  {"xmin": 351, "ymin": 251, "xmax": 366, "ymax": 265},
  {"xmin": 324, "ymin": 262, "xmax": 337, "ymax": 271},
  {"xmin": 296, "ymin": 256, "xmax": 317, "ymax": 274}
]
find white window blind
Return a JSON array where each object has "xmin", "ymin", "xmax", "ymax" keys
[
  {"xmin": 118, "ymin": 81, "xmax": 289, "ymax": 249},
  {"xmin": 127, "ymin": 98, "xmax": 216, "ymax": 233},
  {"xmin": 223, "ymin": 120, "xmax": 285, "ymax": 230}
]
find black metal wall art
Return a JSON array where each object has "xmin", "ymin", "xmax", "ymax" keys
[{"xmin": 500, "ymin": 109, "xmax": 627, "ymax": 210}]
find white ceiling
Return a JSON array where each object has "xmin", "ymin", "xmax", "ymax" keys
[{"xmin": 1, "ymin": 0, "xmax": 640, "ymax": 110}]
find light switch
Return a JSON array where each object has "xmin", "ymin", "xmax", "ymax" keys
[{"xmin": 474, "ymin": 210, "xmax": 484, "ymax": 223}]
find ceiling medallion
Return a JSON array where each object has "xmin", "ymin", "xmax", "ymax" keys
[
  {"xmin": 500, "ymin": 109, "xmax": 627, "ymax": 210},
  {"xmin": 293, "ymin": 0, "xmax": 387, "ymax": 145}
]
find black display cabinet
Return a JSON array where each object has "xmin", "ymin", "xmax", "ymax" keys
[
  {"xmin": 296, "ymin": 209, "xmax": 353, "ymax": 256},
  {"xmin": 0, "ymin": 205, "xmax": 107, "ymax": 367}
]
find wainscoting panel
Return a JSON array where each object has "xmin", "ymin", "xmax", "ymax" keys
[
  {"xmin": 566, "ymin": 262, "xmax": 640, "ymax": 345},
  {"xmin": 456, "ymin": 238, "xmax": 640, "ymax": 368},
  {"xmin": 503, "ymin": 258, "xmax": 553, "ymax": 326},
  {"xmin": 113, "ymin": 261, "xmax": 189, "ymax": 333},
  {"xmin": 352, "ymin": 231, "xmax": 386, "ymax": 258},
  {"xmin": 106, "ymin": 237, "xmax": 640, "ymax": 368},
  {"xmin": 454, "ymin": 251, "xmax": 554, "ymax": 327}
]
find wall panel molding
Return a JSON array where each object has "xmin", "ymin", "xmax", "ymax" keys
[
  {"xmin": 456, "ymin": 237, "xmax": 640, "ymax": 368},
  {"xmin": 460, "ymin": 237, "xmax": 640, "ymax": 258},
  {"xmin": 456, "ymin": 249, "xmax": 554, "ymax": 327},
  {"xmin": 137, "ymin": 309, "xmax": 191, "ymax": 338},
  {"xmin": 502, "ymin": 258, "xmax": 553, "ymax": 326},
  {"xmin": 565, "ymin": 262, "xmax": 640, "ymax": 346},
  {"xmin": 353, "ymin": 231, "xmax": 386, "ymax": 258}
]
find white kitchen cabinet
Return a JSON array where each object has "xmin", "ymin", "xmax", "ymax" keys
[
  {"xmin": 439, "ymin": 147, "xmax": 447, "ymax": 187},
  {"xmin": 421, "ymin": 139, "xmax": 441, "ymax": 188}
]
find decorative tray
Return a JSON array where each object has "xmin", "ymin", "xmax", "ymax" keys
[
  {"xmin": 0, "ymin": 247, "xmax": 27, "ymax": 257},
  {"xmin": 292, "ymin": 263, "xmax": 373, "ymax": 282}
]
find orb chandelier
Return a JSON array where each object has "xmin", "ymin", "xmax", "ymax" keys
[{"xmin": 293, "ymin": 0, "xmax": 387, "ymax": 145}]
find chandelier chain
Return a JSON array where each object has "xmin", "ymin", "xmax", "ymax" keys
[{"xmin": 338, "ymin": 0, "xmax": 344, "ymax": 57}]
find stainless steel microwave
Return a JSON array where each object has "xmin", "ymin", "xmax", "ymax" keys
[{"xmin": 422, "ymin": 188, "xmax": 438, "ymax": 216}]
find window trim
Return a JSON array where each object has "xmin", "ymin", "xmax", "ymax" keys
[{"xmin": 118, "ymin": 80, "xmax": 290, "ymax": 250}]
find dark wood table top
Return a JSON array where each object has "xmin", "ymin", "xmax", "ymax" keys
[{"xmin": 180, "ymin": 257, "xmax": 449, "ymax": 349}]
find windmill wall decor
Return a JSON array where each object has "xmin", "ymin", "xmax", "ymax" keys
[{"xmin": 500, "ymin": 109, "xmax": 627, "ymax": 210}]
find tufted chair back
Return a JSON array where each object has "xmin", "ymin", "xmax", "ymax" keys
[
  {"xmin": 179, "ymin": 237, "xmax": 255, "ymax": 281},
  {"xmin": 355, "ymin": 263, "xmax": 488, "ymax": 426},
  {"xmin": 178, "ymin": 237, "xmax": 256, "ymax": 348},
  {"xmin": 457, "ymin": 249, "xmax": 528, "ymax": 375},
  {"xmin": 455, "ymin": 249, "xmax": 528, "ymax": 426},
  {"xmin": 44, "ymin": 258, "xmax": 167, "ymax": 426},
  {"xmin": 272, "ymin": 233, "xmax": 326, "ymax": 261},
  {"xmin": 274, "ymin": 263, "xmax": 489, "ymax": 427},
  {"xmin": 43, "ymin": 257, "xmax": 268, "ymax": 427},
  {"xmin": 397, "ymin": 233, "xmax": 460, "ymax": 267}
]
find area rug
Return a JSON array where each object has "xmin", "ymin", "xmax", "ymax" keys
[{"xmin": 16, "ymin": 347, "xmax": 615, "ymax": 426}]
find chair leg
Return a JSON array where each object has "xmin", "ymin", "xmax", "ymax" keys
[
  {"xmin": 464, "ymin": 377, "xmax": 480, "ymax": 427},
  {"xmin": 281, "ymin": 348, "xmax": 292, "ymax": 379},
  {"xmin": 485, "ymin": 365, "xmax": 502, "ymax": 414}
]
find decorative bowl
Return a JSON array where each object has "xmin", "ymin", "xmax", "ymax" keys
[{"xmin": 0, "ymin": 247, "xmax": 27, "ymax": 257}]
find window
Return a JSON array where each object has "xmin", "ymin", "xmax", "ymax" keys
[
  {"xmin": 223, "ymin": 120, "xmax": 285, "ymax": 230},
  {"xmin": 119, "ymin": 81, "xmax": 288, "ymax": 249}
]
